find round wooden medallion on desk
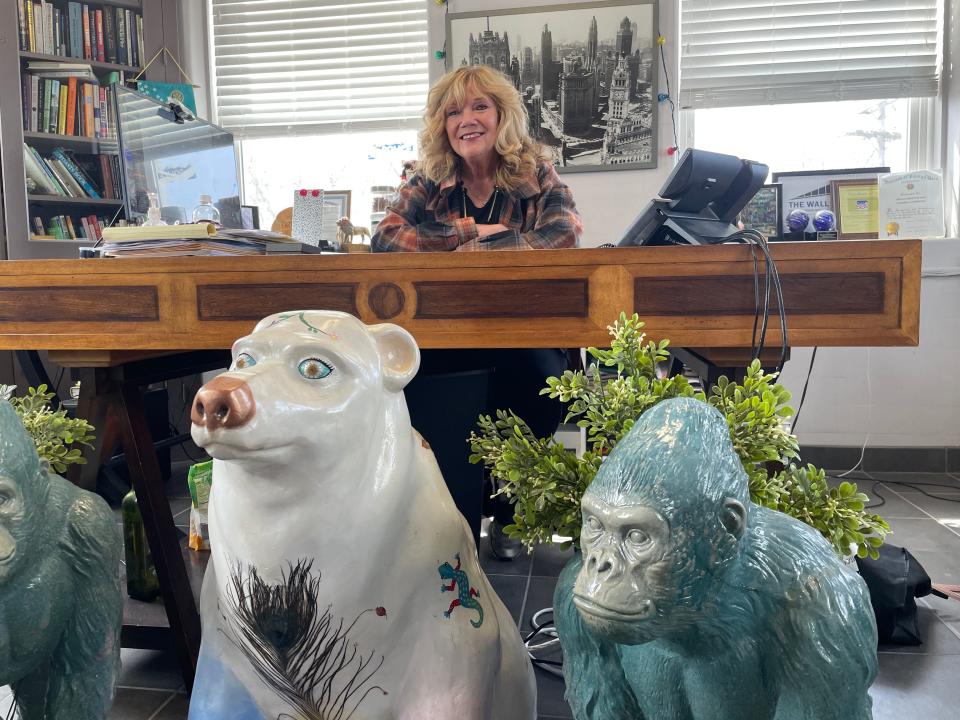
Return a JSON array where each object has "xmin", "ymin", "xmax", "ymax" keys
[{"xmin": 368, "ymin": 282, "xmax": 405, "ymax": 320}]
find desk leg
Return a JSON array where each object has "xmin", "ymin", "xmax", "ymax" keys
[{"xmin": 117, "ymin": 382, "xmax": 200, "ymax": 690}]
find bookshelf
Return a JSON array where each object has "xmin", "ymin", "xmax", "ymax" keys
[{"xmin": 0, "ymin": 0, "xmax": 166, "ymax": 259}]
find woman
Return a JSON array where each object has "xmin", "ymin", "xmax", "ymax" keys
[
  {"xmin": 372, "ymin": 64, "xmax": 582, "ymax": 251},
  {"xmin": 372, "ymin": 65, "xmax": 582, "ymax": 559}
]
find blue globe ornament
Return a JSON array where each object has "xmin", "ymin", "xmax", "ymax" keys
[
  {"xmin": 813, "ymin": 209, "xmax": 836, "ymax": 232},
  {"xmin": 786, "ymin": 209, "xmax": 810, "ymax": 233}
]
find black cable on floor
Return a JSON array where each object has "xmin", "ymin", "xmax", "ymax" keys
[{"xmin": 866, "ymin": 481, "xmax": 887, "ymax": 510}]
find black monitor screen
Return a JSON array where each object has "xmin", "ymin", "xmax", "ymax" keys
[
  {"xmin": 115, "ymin": 86, "xmax": 242, "ymax": 227},
  {"xmin": 619, "ymin": 148, "xmax": 768, "ymax": 246}
]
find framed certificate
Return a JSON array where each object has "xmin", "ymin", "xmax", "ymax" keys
[{"xmin": 830, "ymin": 179, "xmax": 879, "ymax": 240}]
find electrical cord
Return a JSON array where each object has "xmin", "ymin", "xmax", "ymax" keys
[
  {"xmin": 790, "ymin": 347, "xmax": 818, "ymax": 434},
  {"xmin": 723, "ymin": 229, "xmax": 788, "ymax": 374},
  {"xmin": 656, "ymin": 27, "xmax": 680, "ymax": 153},
  {"xmin": 524, "ymin": 608, "xmax": 564, "ymax": 678}
]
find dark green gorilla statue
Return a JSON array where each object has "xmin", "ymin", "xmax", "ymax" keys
[
  {"xmin": 555, "ymin": 397, "xmax": 878, "ymax": 720},
  {"xmin": 0, "ymin": 400, "xmax": 122, "ymax": 718}
]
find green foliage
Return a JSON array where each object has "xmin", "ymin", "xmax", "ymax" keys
[
  {"xmin": 1, "ymin": 384, "xmax": 95, "ymax": 474},
  {"xmin": 469, "ymin": 312, "xmax": 890, "ymax": 559}
]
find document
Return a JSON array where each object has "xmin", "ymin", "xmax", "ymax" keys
[{"xmin": 878, "ymin": 171, "xmax": 945, "ymax": 239}]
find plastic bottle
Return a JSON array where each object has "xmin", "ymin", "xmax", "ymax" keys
[
  {"xmin": 121, "ymin": 489, "xmax": 161, "ymax": 602},
  {"xmin": 191, "ymin": 194, "xmax": 221, "ymax": 225}
]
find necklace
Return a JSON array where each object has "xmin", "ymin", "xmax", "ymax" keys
[{"xmin": 461, "ymin": 184, "xmax": 499, "ymax": 223}]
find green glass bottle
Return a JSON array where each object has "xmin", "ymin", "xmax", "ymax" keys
[{"xmin": 121, "ymin": 489, "xmax": 161, "ymax": 602}]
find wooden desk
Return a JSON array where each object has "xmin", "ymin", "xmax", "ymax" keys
[{"xmin": 0, "ymin": 240, "xmax": 921, "ymax": 688}]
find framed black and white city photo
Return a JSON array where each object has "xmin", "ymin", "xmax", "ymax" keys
[{"xmin": 446, "ymin": 0, "xmax": 659, "ymax": 173}]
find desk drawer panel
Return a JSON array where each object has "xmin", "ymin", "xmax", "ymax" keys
[
  {"xmin": 197, "ymin": 283, "xmax": 359, "ymax": 320},
  {"xmin": 635, "ymin": 272, "xmax": 885, "ymax": 316},
  {"xmin": 0, "ymin": 286, "xmax": 158, "ymax": 322},
  {"xmin": 414, "ymin": 279, "xmax": 588, "ymax": 319}
]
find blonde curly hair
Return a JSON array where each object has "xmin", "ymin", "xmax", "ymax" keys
[{"xmin": 418, "ymin": 65, "xmax": 547, "ymax": 192}]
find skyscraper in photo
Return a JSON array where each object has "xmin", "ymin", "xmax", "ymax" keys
[{"xmin": 616, "ymin": 16, "xmax": 633, "ymax": 57}]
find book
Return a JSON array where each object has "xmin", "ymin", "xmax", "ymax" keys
[
  {"xmin": 67, "ymin": 2, "xmax": 80, "ymax": 58},
  {"xmin": 81, "ymin": 4, "xmax": 90, "ymax": 60},
  {"xmin": 24, "ymin": 1, "xmax": 35, "ymax": 53},
  {"xmin": 65, "ymin": 215, "xmax": 78, "ymax": 239},
  {"xmin": 57, "ymin": 83, "xmax": 67, "ymax": 135},
  {"xmin": 52, "ymin": 147, "xmax": 101, "ymax": 198},
  {"xmin": 33, "ymin": 3, "xmax": 42, "ymax": 55},
  {"xmin": 116, "ymin": 9, "xmax": 127, "ymax": 67},
  {"xmin": 64, "ymin": 77, "xmax": 77, "ymax": 135},
  {"xmin": 44, "ymin": 1, "xmax": 53, "ymax": 56},
  {"xmin": 17, "ymin": 1, "xmax": 27, "ymax": 51},
  {"xmin": 103, "ymin": 6, "xmax": 116, "ymax": 64},
  {"xmin": 94, "ymin": 9, "xmax": 104, "ymax": 63},
  {"xmin": 26, "ymin": 145, "xmax": 65, "ymax": 195},
  {"xmin": 81, "ymin": 82, "xmax": 94, "ymax": 137},
  {"xmin": 22, "ymin": 143, "xmax": 55, "ymax": 195},
  {"xmin": 29, "ymin": 75, "xmax": 38, "ymax": 132},
  {"xmin": 137, "ymin": 14, "xmax": 144, "ymax": 68},
  {"xmin": 47, "ymin": 79, "xmax": 59, "ymax": 134},
  {"xmin": 125, "ymin": 9, "xmax": 133, "ymax": 66},
  {"xmin": 48, "ymin": 158, "xmax": 83, "ymax": 197}
]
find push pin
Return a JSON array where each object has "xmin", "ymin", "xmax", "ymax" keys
[
  {"xmin": 435, "ymin": 50, "xmax": 446, "ymax": 59},
  {"xmin": 657, "ymin": 93, "xmax": 669, "ymax": 102}
]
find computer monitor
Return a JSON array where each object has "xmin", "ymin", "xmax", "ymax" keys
[
  {"xmin": 114, "ymin": 86, "xmax": 243, "ymax": 228},
  {"xmin": 618, "ymin": 149, "xmax": 768, "ymax": 246}
]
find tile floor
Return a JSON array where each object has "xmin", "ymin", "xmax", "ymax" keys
[{"xmin": 2, "ymin": 469, "xmax": 959, "ymax": 719}]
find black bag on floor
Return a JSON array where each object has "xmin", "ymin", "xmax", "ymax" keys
[{"xmin": 855, "ymin": 543, "xmax": 943, "ymax": 645}]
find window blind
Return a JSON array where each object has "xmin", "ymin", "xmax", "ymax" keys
[
  {"xmin": 680, "ymin": 0, "xmax": 941, "ymax": 109},
  {"xmin": 211, "ymin": 0, "xmax": 428, "ymax": 136}
]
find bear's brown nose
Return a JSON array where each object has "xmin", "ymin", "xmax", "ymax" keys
[{"xmin": 191, "ymin": 375, "xmax": 256, "ymax": 430}]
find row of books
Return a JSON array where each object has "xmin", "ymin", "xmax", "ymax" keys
[
  {"xmin": 16, "ymin": 1, "xmax": 144, "ymax": 68},
  {"xmin": 23, "ymin": 143, "xmax": 120, "ymax": 199},
  {"xmin": 32, "ymin": 213, "xmax": 110, "ymax": 241},
  {"xmin": 21, "ymin": 70, "xmax": 118, "ymax": 139}
]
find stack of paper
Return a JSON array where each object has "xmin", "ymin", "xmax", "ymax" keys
[{"xmin": 100, "ymin": 223, "xmax": 304, "ymax": 257}]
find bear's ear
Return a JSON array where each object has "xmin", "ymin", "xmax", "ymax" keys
[{"xmin": 368, "ymin": 323, "xmax": 420, "ymax": 393}]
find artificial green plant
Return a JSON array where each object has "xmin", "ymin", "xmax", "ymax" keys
[
  {"xmin": 0, "ymin": 384, "xmax": 95, "ymax": 474},
  {"xmin": 469, "ymin": 313, "xmax": 890, "ymax": 560}
]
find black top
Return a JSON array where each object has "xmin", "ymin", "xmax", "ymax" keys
[{"xmin": 457, "ymin": 184, "xmax": 502, "ymax": 224}]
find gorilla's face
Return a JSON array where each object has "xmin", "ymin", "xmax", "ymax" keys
[
  {"xmin": 0, "ymin": 474, "xmax": 26, "ymax": 583},
  {"xmin": 572, "ymin": 494, "xmax": 671, "ymax": 645}
]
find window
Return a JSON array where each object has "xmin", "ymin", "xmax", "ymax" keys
[
  {"xmin": 240, "ymin": 131, "xmax": 417, "ymax": 232},
  {"xmin": 679, "ymin": 0, "xmax": 942, "ymax": 173},
  {"xmin": 209, "ymin": 0, "xmax": 428, "ymax": 226}
]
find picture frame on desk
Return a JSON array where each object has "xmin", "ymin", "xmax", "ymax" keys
[
  {"xmin": 738, "ymin": 183, "xmax": 782, "ymax": 241},
  {"xmin": 323, "ymin": 190, "xmax": 351, "ymax": 221},
  {"xmin": 830, "ymin": 178, "xmax": 880, "ymax": 240},
  {"xmin": 240, "ymin": 205, "xmax": 260, "ymax": 230},
  {"xmin": 772, "ymin": 167, "xmax": 888, "ymax": 239}
]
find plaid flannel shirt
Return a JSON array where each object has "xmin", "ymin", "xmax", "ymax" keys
[{"xmin": 371, "ymin": 160, "xmax": 582, "ymax": 252}]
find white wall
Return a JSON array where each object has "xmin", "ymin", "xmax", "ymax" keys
[
  {"xmin": 427, "ymin": 0, "xmax": 680, "ymax": 246},
  {"xmin": 778, "ymin": 239, "xmax": 960, "ymax": 448}
]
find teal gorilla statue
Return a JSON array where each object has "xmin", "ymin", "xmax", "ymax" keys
[
  {"xmin": 555, "ymin": 397, "xmax": 877, "ymax": 720},
  {"xmin": 0, "ymin": 400, "xmax": 122, "ymax": 718}
]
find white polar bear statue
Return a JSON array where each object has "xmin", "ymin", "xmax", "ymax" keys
[{"xmin": 188, "ymin": 310, "xmax": 536, "ymax": 720}]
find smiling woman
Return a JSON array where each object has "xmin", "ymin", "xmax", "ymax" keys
[{"xmin": 372, "ymin": 64, "xmax": 582, "ymax": 252}]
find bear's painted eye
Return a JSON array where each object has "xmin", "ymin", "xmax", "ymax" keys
[
  {"xmin": 233, "ymin": 352, "xmax": 257, "ymax": 370},
  {"xmin": 626, "ymin": 529, "xmax": 651, "ymax": 547},
  {"xmin": 298, "ymin": 358, "xmax": 333, "ymax": 380}
]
